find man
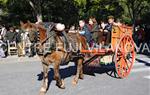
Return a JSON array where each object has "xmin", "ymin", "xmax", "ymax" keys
[
  {"xmin": 79, "ymin": 20, "xmax": 92, "ymax": 45},
  {"xmin": 5, "ymin": 27, "xmax": 17, "ymax": 43},
  {"xmin": 55, "ymin": 23, "xmax": 71, "ymax": 51},
  {"xmin": 103, "ymin": 16, "xmax": 115, "ymax": 47},
  {"xmin": 16, "ymin": 28, "xmax": 25, "ymax": 57},
  {"xmin": 4, "ymin": 27, "xmax": 17, "ymax": 55}
]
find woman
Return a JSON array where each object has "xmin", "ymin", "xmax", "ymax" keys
[{"xmin": 88, "ymin": 17, "xmax": 99, "ymax": 43}]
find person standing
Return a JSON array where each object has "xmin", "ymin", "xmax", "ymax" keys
[
  {"xmin": 0, "ymin": 25, "xmax": 7, "ymax": 39},
  {"xmin": 16, "ymin": 28, "xmax": 25, "ymax": 57},
  {"xmin": 0, "ymin": 35, "xmax": 7, "ymax": 58}
]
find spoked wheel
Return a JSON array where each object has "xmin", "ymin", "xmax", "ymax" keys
[
  {"xmin": 106, "ymin": 68, "xmax": 120, "ymax": 79},
  {"xmin": 106, "ymin": 55, "xmax": 120, "ymax": 79},
  {"xmin": 114, "ymin": 34, "xmax": 135, "ymax": 78}
]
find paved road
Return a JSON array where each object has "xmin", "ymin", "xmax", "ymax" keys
[{"xmin": 0, "ymin": 54, "xmax": 149, "ymax": 95}]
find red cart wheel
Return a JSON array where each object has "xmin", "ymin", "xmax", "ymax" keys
[{"xmin": 114, "ymin": 34, "xmax": 135, "ymax": 78}]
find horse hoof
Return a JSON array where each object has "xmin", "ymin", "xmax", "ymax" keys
[
  {"xmin": 39, "ymin": 91, "xmax": 46, "ymax": 95},
  {"xmin": 59, "ymin": 82, "xmax": 65, "ymax": 89},
  {"xmin": 39, "ymin": 87, "xmax": 46, "ymax": 95},
  {"xmin": 60, "ymin": 85, "xmax": 65, "ymax": 89},
  {"xmin": 39, "ymin": 87, "xmax": 47, "ymax": 94},
  {"xmin": 56, "ymin": 84, "xmax": 65, "ymax": 89},
  {"xmin": 61, "ymin": 80, "xmax": 65, "ymax": 89},
  {"xmin": 72, "ymin": 79, "xmax": 78, "ymax": 86},
  {"xmin": 79, "ymin": 75, "xmax": 84, "ymax": 80},
  {"xmin": 56, "ymin": 80, "xmax": 65, "ymax": 89}
]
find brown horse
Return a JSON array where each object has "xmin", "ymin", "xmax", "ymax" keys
[{"xmin": 20, "ymin": 21, "xmax": 87, "ymax": 95}]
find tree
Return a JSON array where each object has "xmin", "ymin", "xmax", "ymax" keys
[
  {"xmin": 0, "ymin": 0, "xmax": 8, "ymax": 15},
  {"xmin": 74, "ymin": 0, "xmax": 124, "ymax": 21},
  {"xmin": 0, "ymin": 0, "xmax": 150, "ymax": 26},
  {"xmin": 119, "ymin": 0, "xmax": 149, "ymax": 25},
  {"xmin": 26, "ymin": 0, "xmax": 43, "ymax": 22}
]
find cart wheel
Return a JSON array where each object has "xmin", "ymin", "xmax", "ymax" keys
[
  {"xmin": 106, "ymin": 55, "xmax": 120, "ymax": 79},
  {"xmin": 106, "ymin": 68, "xmax": 120, "ymax": 79},
  {"xmin": 114, "ymin": 34, "xmax": 135, "ymax": 78}
]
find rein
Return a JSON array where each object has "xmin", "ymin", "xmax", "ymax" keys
[
  {"xmin": 40, "ymin": 24, "xmax": 56, "ymax": 45},
  {"xmin": 41, "ymin": 33, "xmax": 56, "ymax": 45}
]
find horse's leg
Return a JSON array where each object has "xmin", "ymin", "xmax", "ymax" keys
[
  {"xmin": 39, "ymin": 62, "xmax": 49, "ymax": 94},
  {"xmin": 72, "ymin": 58, "xmax": 84, "ymax": 85},
  {"xmin": 79, "ymin": 60, "xmax": 84, "ymax": 79},
  {"xmin": 53, "ymin": 61, "xmax": 65, "ymax": 89},
  {"xmin": 78, "ymin": 58, "xmax": 84, "ymax": 79}
]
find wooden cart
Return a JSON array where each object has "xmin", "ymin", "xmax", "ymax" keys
[{"xmin": 81, "ymin": 25, "xmax": 136, "ymax": 78}]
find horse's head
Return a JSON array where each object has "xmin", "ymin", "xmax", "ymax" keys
[
  {"xmin": 20, "ymin": 21, "xmax": 45, "ymax": 54},
  {"xmin": 20, "ymin": 21, "xmax": 39, "ymax": 43},
  {"xmin": 20, "ymin": 21, "xmax": 36, "ymax": 32}
]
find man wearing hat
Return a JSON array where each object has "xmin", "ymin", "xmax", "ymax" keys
[
  {"xmin": 103, "ymin": 15, "xmax": 115, "ymax": 47},
  {"xmin": 55, "ymin": 23, "xmax": 70, "ymax": 51}
]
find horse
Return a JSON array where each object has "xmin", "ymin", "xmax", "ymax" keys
[{"xmin": 20, "ymin": 21, "xmax": 87, "ymax": 95}]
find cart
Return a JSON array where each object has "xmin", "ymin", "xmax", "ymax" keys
[{"xmin": 81, "ymin": 25, "xmax": 136, "ymax": 78}]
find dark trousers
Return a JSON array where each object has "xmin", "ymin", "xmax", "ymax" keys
[
  {"xmin": 98, "ymin": 32, "xmax": 111, "ymax": 45},
  {"xmin": 29, "ymin": 42, "xmax": 36, "ymax": 57}
]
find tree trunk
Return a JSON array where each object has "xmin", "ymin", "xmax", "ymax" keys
[
  {"xmin": 36, "ymin": 0, "xmax": 43, "ymax": 22},
  {"xmin": 28, "ymin": 0, "xmax": 43, "ymax": 22},
  {"xmin": 36, "ymin": 13, "xmax": 43, "ymax": 22}
]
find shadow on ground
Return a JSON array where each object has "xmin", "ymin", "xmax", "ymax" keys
[
  {"xmin": 37, "ymin": 62, "xmax": 119, "ymax": 91},
  {"xmin": 136, "ymin": 58, "xmax": 150, "ymax": 66}
]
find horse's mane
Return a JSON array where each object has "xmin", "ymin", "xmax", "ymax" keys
[
  {"xmin": 30, "ymin": 22, "xmax": 47, "ymax": 31},
  {"xmin": 28, "ymin": 22, "xmax": 47, "ymax": 42}
]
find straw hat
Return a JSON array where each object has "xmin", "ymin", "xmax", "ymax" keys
[{"xmin": 55, "ymin": 23, "xmax": 65, "ymax": 31}]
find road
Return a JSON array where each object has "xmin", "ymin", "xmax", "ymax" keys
[{"xmin": 0, "ymin": 54, "xmax": 149, "ymax": 95}]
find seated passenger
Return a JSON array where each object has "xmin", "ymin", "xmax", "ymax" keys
[
  {"xmin": 68, "ymin": 25, "xmax": 77, "ymax": 33},
  {"xmin": 99, "ymin": 20, "xmax": 107, "ymax": 45},
  {"xmin": 88, "ymin": 17, "xmax": 99, "ymax": 32},
  {"xmin": 79, "ymin": 20, "xmax": 92, "ymax": 45},
  {"xmin": 5, "ymin": 27, "xmax": 17, "ymax": 43},
  {"xmin": 101, "ymin": 16, "xmax": 115, "ymax": 47},
  {"xmin": 88, "ymin": 17, "xmax": 99, "ymax": 43}
]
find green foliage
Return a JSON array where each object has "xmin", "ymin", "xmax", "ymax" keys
[
  {"xmin": 0, "ymin": 0, "xmax": 8, "ymax": 4},
  {"xmin": 0, "ymin": 0, "xmax": 149, "ymax": 25},
  {"xmin": 118, "ymin": 0, "xmax": 150, "ymax": 24},
  {"xmin": 74, "ymin": 0, "xmax": 86, "ymax": 6}
]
